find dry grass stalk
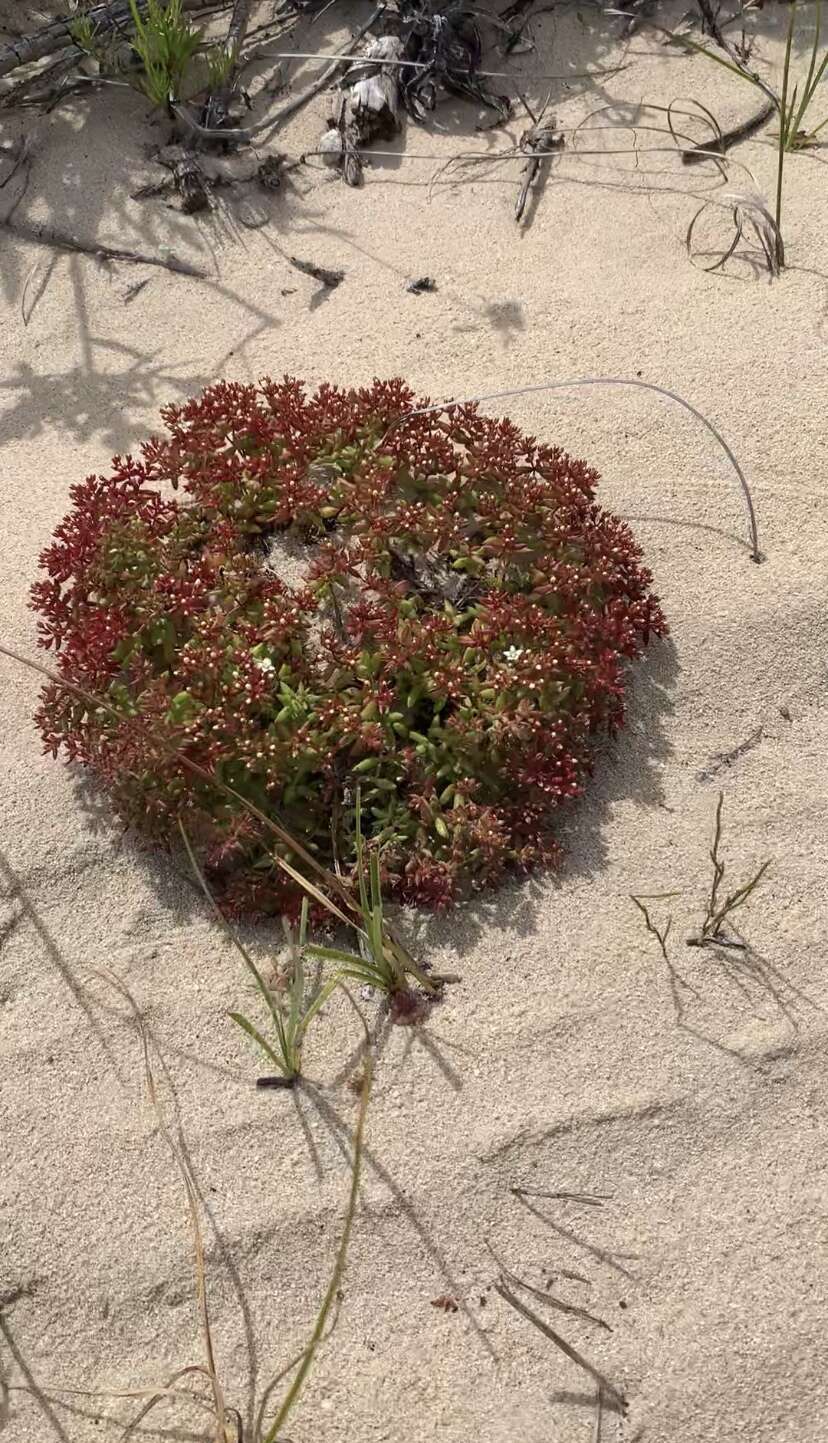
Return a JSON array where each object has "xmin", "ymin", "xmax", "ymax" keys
[
  {"xmin": 690, "ymin": 791, "xmax": 772, "ymax": 947},
  {"xmin": 494, "ymin": 1280, "xmax": 627, "ymax": 1414}
]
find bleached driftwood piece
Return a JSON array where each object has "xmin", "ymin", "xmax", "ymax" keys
[{"xmin": 319, "ymin": 34, "xmax": 403, "ymax": 187}]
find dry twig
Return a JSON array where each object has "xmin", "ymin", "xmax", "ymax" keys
[
  {"xmin": 688, "ymin": 791, "xmax": 771, "ymax": 947},
  {"xmin": 255, "ymin": 3, "xmax": 385, "ymax": 139},
  {"xmin": 495, "ymin": 1280, "xmax": 626, "ymax": 1413},
  {"xmin": 0, "ymin": 213, "xmax": 206, "ymax": 275},
  {"xmin": 514, "ymin": 92, "xmax": 563, "ymax": 223}
]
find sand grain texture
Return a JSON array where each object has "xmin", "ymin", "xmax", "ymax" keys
[{"xmin": 2, "ymin": 4, "xmax": 828, "ymax": 1441}]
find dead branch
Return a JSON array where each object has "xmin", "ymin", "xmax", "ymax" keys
[
  {"xmin": 0, "ymin": 46, "xmax": 84, "ymax": 110},
  {"xmin": 682, "ymin": 98, "xmax": 774, "ymax": 165},
  {"xmin": 321, "ymin": 33, "xmax": 403, "ymax": 186},
  {"xmin": 289, "ymin": 254, "xmax": 344, "ymax": 287},
  {"xmin": 0, "ymin": 214, "xmax": 206, "ymax": 276},
  {"xmin": 0, "ymin": 134, "xmax": 33, "ymax": 192},
  {"xmin": 202, "ymin": 0, "xmax": 253, "ymax": 140},
  {"xmin": 254, "ymin": 3, "xmax": 385, "ymax": 139},
  {"xmin": 514, "ymin": 98, "xmax": 563, "ymax": 224}
]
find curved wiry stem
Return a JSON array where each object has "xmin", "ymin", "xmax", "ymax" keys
[{"xmin": 403, "ymin": 377, "xmax": 762, "ymax": 563}]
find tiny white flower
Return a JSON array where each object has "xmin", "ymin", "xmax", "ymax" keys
[
  {"xmin": 255, "ymin": 657, "xmax": 275, "ymax": 674},
  {"xmin": 503, "ymin": 645, "xmax": 524, "ymax": 663}
]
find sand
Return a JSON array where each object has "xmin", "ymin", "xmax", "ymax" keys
[{"xmin": 2, "ymin": 3, "xmax": 828, "ymax": 1440}]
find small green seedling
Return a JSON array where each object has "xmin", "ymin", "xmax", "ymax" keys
[
  {"xmin": 231, "ymin": 900, "xmax": 342, "ymax": 1088},
  {"xmin": 205, "ymin": 43, "xmax": 234, "ymax": 92},
  {"xmin": 69, "ymin": 11, "xmax": 98, "ymax": 56},
  {"xmin": 128, "ymin": 0, "xmax": 203, "ymax": 110},
  {"xmin": 180, "ymin": 824, "xmax": 338, "ymax": 1085},
  {"xmin": 304, "ymin": 790, "xmax": 430, "ymax": 1016}
]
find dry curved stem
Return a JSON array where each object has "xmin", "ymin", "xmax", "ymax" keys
[
  {"xmin": 630, "ymin": 893, "xmax": 680, "ymax": 966},
  {"xmin": 568, "ymin": 99, "xmax": 721, "ymax": 160},
  {"xmin": 686, "ymin": 199, "xmax": 744, "ymax": 274},
  {"xmin": 687, "ymin": 185, "xmax": 784, "ymax": 276},
  {"xmin": 259, "ymin": 990, "xmax": 372, "ymax": 1443},
  {"xmin": 396, "ymin": 377, "xmax": 762, "ymax": 562},
  {"xmin": 666, "ymin": 94, "xmax": 725, "ymax": 164},
  {"xmin": 494, "ymin": 1279, "xmax": 626, "ymax": 1414},
  {"xmin": 688, "ymin": 791, "xmax": 772, "ymax": 947},
  {"xmin": 89, "ymin": 967, "xmax": 230, "ymax": 1441}
]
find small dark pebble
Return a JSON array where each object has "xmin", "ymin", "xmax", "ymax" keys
[{"xmin": 619, "ymin": 1300, "xmax": 628, "ymax": 1309}]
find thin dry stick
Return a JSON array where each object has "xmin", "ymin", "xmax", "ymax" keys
[
  {"xmin": 250, "ymin": 49, "xmax": 628, "ymax": 83},
  {"xmin": 399, "ymin": 377, "xmax": 762, "ymax": 562},
  {"xmin": 253, "ymin": 4, "xmax": 385, "ymax": 140},
  {"xmin": 631, "ymin": 892, "xmax": 700, "ymax": 1020},
  {"xmin": 260, "ymin": 995, "xmax": 372, "ymax": 1443},
  {"xmin": 704, "ymin": 791, "xmax": 726, "ymax": 934},
  {"xmin": 630, "ymin": 893, "xmax": 677, "ymax": 966},
  {"xmin": 593, "ymin": 1385, "xmax": 604, "ymax": 1443},
  {"xmin": 485, "ymin": 1242, "xmax": 611, "ymax": 1331},
  {"xmin": 495, "ymin": 1280, "xmax": 627, "ymax": 1413},
  {"xmin": 689, "ymin": 791, "xmax": 772, "ymax": 946},
  {"xmin": 0, "ymin": 214, "xmax": 206, "ymax": 276},
  {"xmin": 511, "ymin": 1186, "xmax": 611, "ymax": 1205},
  {"xmin": 513, "ymin": 93, "xmax": 562, "ymax": 224}
]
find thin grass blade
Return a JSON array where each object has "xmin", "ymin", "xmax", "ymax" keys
[{"xmin": 228, "ymin": 1012, "xmax": 289, "ymax": 1076}]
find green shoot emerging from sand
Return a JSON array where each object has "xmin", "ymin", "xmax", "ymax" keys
[
  {"xmin": 304, "ymin": 791, "xmax": 419, "ymax": 1010},
  {"xmin": 205, "ymin": 41, "xmax": 234, "ymax": 92},
  {"xmin": 777, "ymin": 1, "xmax": 828, "ymax": 151},
  {"xmin": 99, "ymin": 970, "xmax": 371, "ymax": 1442},
  {"xmin": 128, "ymin": 0, "xmax": 203, "ymax": 110},
  {"xmin": 180, "ymin": 821, "xmax": 339, "ymax": 1086}
]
